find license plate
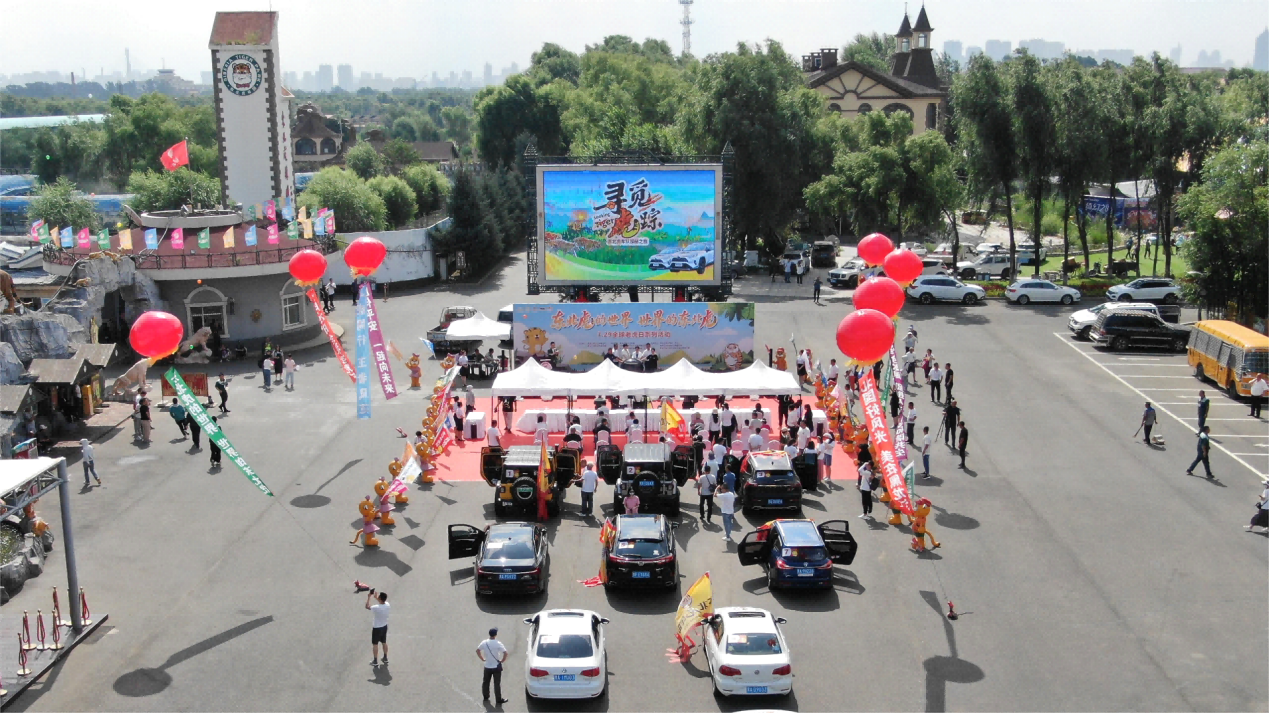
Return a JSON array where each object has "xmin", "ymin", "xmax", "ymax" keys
[
  {"xmin": 499, "ymin": 573, "xmax": 517, "ymax": 580},
  {"xmin": 640, "ymin": 480, "xmax": 655, "ymax": 487},
  {"xmin": 632, "ymin": 570, "xmax": 651, "ymax": 579},
  {"xmin": 746, "ymin": 686, "xmax": 768, "ymax": 694},
  {"xmin": 554, "ymin": 674, "xmax": 576, "ymax": 681},
  {"xmin": 768, "ymin": 498, "xmax": 783, "ymax": 505},
  {"xmin": 797, "ymin": 568, "xmax": 814, "ymax": 577}
]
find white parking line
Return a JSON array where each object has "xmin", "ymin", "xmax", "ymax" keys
[
  {"xmin": 1053, "ymin": 332, "xmax": 1268, "ymax": 482},
  {"xmin": 1137, "ymin": 388, "xmax": 1210, "ymax": 391},
  {"xmin": 1115, "ymin": 375, "xmax": 1196, "ymax": 379},
  {"xmin": 1173, "ymin": 417, "xmax": 1263, "ymax": 422},
  {"xmin": 1102, "ymin": 364, "xmax": 1192, "ymax": 368},
  {"xmin": 1152, "ymin": 402, "xmax": 1247, "ymax": 406},
  {"xmin": 1232, "ymin": 453, "xmax": 1269, "ymax": 457}
]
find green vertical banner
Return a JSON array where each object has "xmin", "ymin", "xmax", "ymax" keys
[
  {"xmin": 96, "ymin": 229, "xmax": 111, "ymax": 249},
  {"xmin": 286, "ymin": 222, "xmax": 299, "ymax": 240},
  {"xmin": 197, "ymin": 228, "xmax": 211, "ymax": 249},
  {"xmin": 164, "ymin": 367, "xmax": 273, "ymax": 496},
  {"xmin": 246, "ymin": 204, "xmax": 257, "ymax": 221},
  {"xmin": 37, "ymin": 223, "xmax": 51, "ymax": 243}
]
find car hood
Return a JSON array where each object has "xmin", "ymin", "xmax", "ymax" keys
[{"xmin": 1070, "ymin": 308, "xmax": 1096, "ymax": 323}]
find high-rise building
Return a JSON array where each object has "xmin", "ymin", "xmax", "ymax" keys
[
  {"xmin": 942, "ymin": 40, "xmax": 963, "ymax": 67},
  {"xmin": 337, "ymin": 64, "xmax": 353, "ymax": 89},
  {"xmin": 359, "ymin": 71, "xmax": 373, "ymax": 89},
  {"xmin": 283, "ymin": 70, "xmax": 298, "ymax": 88},
  {"xmin": 431, "ymin": 71, "xmax": 440, "ymax": 87},
  {"xmin": 316, "ymin": 64, "xmax": 333, "ymax": 91},
  {"xmin": 1097, "ymin": 49, "xmax": 1134, "ymax": 66},
  {"xmin": 984, "ymin": 39, "xmax": 1011, "ymax": 60},
  {"xmin": 461, "ymin": 69, "xmax": 472, "ymax": 87},
  {"xmin": 301, "ymin": 71, "xmax": 314, "ymax": 91},
  {"xmin": 1254, "ymin": 29, "xmax": 1268, "ymax": 71},
  {"xmin": 483, "ymin": 62, "xmax": 493, "ymax": 86},
  {"xmin": 965, "ymin": 46, "xmax": 983, "ymax": 59},
  {"xmin": 1019, "ymin": 39, "xmax": 1064, "ymax": 60},
  {"xmin": 1169, "ymin": 44, "xmax": 1182, "ymax": 64}
]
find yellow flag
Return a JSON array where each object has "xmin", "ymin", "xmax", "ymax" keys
[
  {"xmin": 223, "ymin": 226, "xmax": 235, "ymax": 248},
  {"xmin": 118, "ymin": 229, "xmax": 132, "ymax": 250},
  {"xmin": 302, "ymin": 220, "xmax": 313, "ymax": 239},
  {"xmin": 675, "ymin": 572, "xmax": 713, "ymax": 640},
  {"xmin": 298, "ymin": 205, "xmax": 308, "ymax": 222},
  {"xmin": 538, "ymin": 441, "xmax": 552, "ymax": 494}
]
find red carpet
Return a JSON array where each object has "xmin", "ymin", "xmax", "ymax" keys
[{"xmin": 427, "ymin": 397, "xmax": 859, "ymax": 484}]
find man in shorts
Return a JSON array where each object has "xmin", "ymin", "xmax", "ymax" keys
[{"xmin": 366, "ymin": 589, "xmax": 390, "ymax": 666}]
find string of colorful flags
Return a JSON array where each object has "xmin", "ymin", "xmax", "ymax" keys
[{"xmin": 28, "ymin": 205, "xmax": 336, "ymax": 252}]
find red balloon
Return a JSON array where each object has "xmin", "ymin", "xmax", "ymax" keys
[
  {"xmin": 853, "ymin": 276, "xmax": 906, "ymax": 317},
  {"xmin": 883, "ymin": 249, "xmax": 924, "ymax": 285},
  {"xmin": 857, "ymin": 233, "xmax": 894, "ymax": 266},
  {"xmin": 836, "ymin": 309, "xmax": 896, "ymax": 365},
  {"xmin": 129, "ymin": 311, "xmax": 185, "ymax": 360},
  {"xmin": 343, "ymin": 236, "xmax": 386, "ymax": 277},
  {"xmin": 288, "ymin": 249, "xmax": 328, "ymax": 286}
]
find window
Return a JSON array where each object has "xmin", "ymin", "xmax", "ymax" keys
[
  {"xmin": 185, "ymin": 285, "xmax": 228, "ymax": 338},
  {"xmin": 828, "ymin": 103, "xmax": 841, "ymax": 112},
  {"xmin": 320, "ymin": 138, "xmax": 337, "ymax": 155},
  {"xmin": 902, "ymin": 38, "xmax": 910, "ymax": 52},
  {"xmin": 857, "ymin": 103, "xmax": 873, "ymax": 114},
  {"xmin": 282, "ymin": 294, "xmax": 304, "ymax": 330},
  {"xmin": 295, "ymin": 138, "xmax": 317, "ymax": 155},
  {"xmin": 918, "ymin": 33, "xmax": 927, "ymax": 48},
  {"xmin": 883, "ymin": 103, "xmax": 914, "ymax": 119},
  {"xmin": 926, "ymin": 103, "xmax": 937, "ymax": 130}
]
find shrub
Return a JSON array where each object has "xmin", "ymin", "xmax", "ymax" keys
[
  {"xmin": 401, "ymin": 163, "xmax": 450, "ymax": 216},
  {"xmin": 297, "ymin": 167, "xmax": 387, "ymax": 233},
  {"xmin": 366, "ymin": 175, "xmax": 417, "ymax": 228},
  {"xmin": 125, "ymin": 168, "xmax": 221, "ymax": 215},
  {"xmin": 27, "ymin": 176, "xmax": 100, "ymax": 231},
  {"xmin": 344, "ymin": 142, "xmax": 383, "ymax": 180}
]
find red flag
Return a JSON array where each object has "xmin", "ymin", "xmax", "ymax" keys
[
  {"xmin": 160, "ymin": 140, "xmax": 189, "ymax": 172},
  {"xmin": 431, "ymin": 426, "xmax": 454, "ymax": 456}
]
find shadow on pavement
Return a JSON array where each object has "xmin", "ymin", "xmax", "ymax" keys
[
  {"xmin": 354, "ymin": 547, "xmax": 413, "ymax": 577},
  {"xmin": 933, "ymin": 507, "xmax": 979, "ymax": 531},
  {"xmin": 769, "ymin": 586, "xmax": 840, "ymax": 613},
  {"xmin": 113, "ymin": 616, "xmax": 274, "ymax": 697},
  {"xmin": 368, "ymin": 663, "xmax": 393, "ymax": 686},
  {"xmin": 525, "ymin": 689, "xmax": 610, "ymax": 712},
  {"xmin": 918, "ymin": 590, "xmax": 984, "ymax": 712},
  {"xmin": 715, "ymin": 690, "xmax": 800, "ymax": 711},
  {"xmin": 603, "ymin": 583, "xmax": 680, "ymax": 615}
]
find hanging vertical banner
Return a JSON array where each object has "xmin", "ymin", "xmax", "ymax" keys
[
  {"xmin": 887, "ymin": 345, "xmax": 909, "ymax": 462},
  {"xmin": 245, "ymin": 225, "xmax": 258, "ymax": 247},
  {"xmin": 286, "ymin": 222, "xmax": 299, "ymax": 240},
  {"xmin": 171, "ymin": 227, "xmax": 184, "ymax": 249},
  {"xmin": 298, "ymin": 204, "xmax": 308, "ymax": 222},
  {"xmin": 360, "ymin": 282, "xmax": 398, "ymax": 400},
  {"xmin": 96, "ymin": 229, "xmax": 111, "ymax": 250},
  {"xmin": 355, "ymin": 289, "xmax": 373, "ymax": 419},
  {"xmin": 37, "ymin": 222, "xmax": 51, "ymax": 244},
  {"xmin": 197, "ymin": 228, "xmax": 211, "ymax": 249},
  {"xmin": 283, "ymin": 199, "xmax": 295, "ymax": 221},
  {"xmin": 265, "ymin": 199, "xmax": 277, "ymax": 221},
  {"xmin": 324, "ymin": 212, "xmax": 336, "ymax": 234},
  {"xmin": 144, "ymin": 228, "xmax": 158, "ymax": 249},
  {"xmin": 307, "ymin": 288, "xmax": 356, "ymax": 382},
  {"xmin": 267, "ymin": 223, "xmax": 279, "ymax": 244},
  {"xmin": 76, "ymin": 228, "xmax": 91, "ymax": 248},
  {"xmin": 302, "ymin": 220, "xmax": 314, "ymax": 239},
  {"xmin": 164, "ymin": 367, "xmax": 273, "ymax": 496},
  {"xmin": 223, "ymin": 226, "xmax": 236, "ymax": 248},
  {"xmin": 246, "ymin": 204, "xmax": 257, "ymax": 221},
  {"xmin": 118, "ymin": 228, "xmax": 132, "ymax": 250},
  {"xmin": 30, "ymin": 219, "xmax": 44, "ymax": 239},
  {"xmin": 858, "ymin": 370, "xmax": 913, "ymax": 515},
  {"xmin": 60, "ymin": 227, "xmax": 74, "ymax": 248},
  {"xmin": 314, "ymin": 215, "xmax": 327, "ymax": 236}
]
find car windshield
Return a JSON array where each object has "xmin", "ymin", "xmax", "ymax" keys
[
  {"xmin": 536, "ymin": 634, "xmax": 593, "ymax": 659},
  {"xmin": 780, "ymin": 545, "xmax": 828, "ymax": 562},
  {"xmin": 725, "ymin": 633, "xmax": 784, "ymax": 656},
  {"xmin": 614, "ymin": 539, "xmax": 667, "ymax": 557},
  {"xmin": 753, "ymin": 469, "xmax": 799, "ymax": 485},
  {"xmin": 484, "ymin": 532, "xmax": 535, "ymax": 560}
]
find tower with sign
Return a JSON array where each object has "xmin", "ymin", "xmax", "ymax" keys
[{"xmin": 208, "ymin": 12, "xmax": 294, "ymax": 210}]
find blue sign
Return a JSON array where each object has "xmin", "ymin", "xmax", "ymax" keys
[
  {"xmin": 355, "ymin": 288, "xmax": 372, "ymax": 420},
  {"xmin": 245, "ymin": 225, "xmax": 258, "ymax": 247},
  {"xmin": 143, "ymin": 228, "xmax": 158, "ymax": 250}
]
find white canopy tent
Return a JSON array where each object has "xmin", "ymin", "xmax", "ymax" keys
[
  {"xmin": 443, "ymin": 312, "xmax": 512, "ymax": 340},
  {"xmin": 490, "ymin": 357, "xmax": 801, "ymax": 398}
]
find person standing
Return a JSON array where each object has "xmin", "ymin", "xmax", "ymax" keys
[
  {"xmin": 261, "ymin": 354, "xmax": 274, "ymax": 391},
  {"xmin": 138, "ymin": 397, "xmax": 152, "ymax": 443},
  {"xmin": 1245, "ymin": 484, "xmax": 1269, "ymax": 532},
  {"xmin": 720, "ymin": 403, "xmax": 736, "ymax": 445},
  {"xmin": 943, "ymin": 363, "xmax": 954, "ymax": 401},
  {"xmin": 215, "ymin": 373, "xmax": 230, "ymax": 413},
  {"xmin": 283, "ymin": 354, "xmax": 297, "ymax": 391},
  {"xmin": 324, "ymin": 278, "xmax": 337, "ymax": 313},
  {"xmin": 819, "ymin": 433, "xmax": 835, "ymax": 483},
  {"xmin": 943, "ymin": 399, "xmax": 960, "ymax": 447},
  {"xmin": 716, "ymin": 483, "xmax": 737, "ymax": 541},
  {"xmin": 132, "ymin": 388, "xmax": 146, "ymax": 441},
  {"xmin": 921, "ymin": 426, "xmax": 932, "ymax": 478},
  {"xmin": 80, "ymin": 438, "xmax": 101, "ymax": 487},
  {"xmin": 957, "ymin": 421, "xmax": 969, "ymax": 469},
  {"xmin": 1141, "ymin": 402, "xmax": 1157, "ymax": 444},
  {"xmin": 1250, "ymin": 375, "xmax": 1268, "ymax": 418},
  {"xmin": 796, "ymin": 258, "xmax": 805, "ymax": 284},
  {"xmin": 1197, "ymin": 390, "xmax": 1210, "ymax": 432},
  {"xmin": 856, "ymin": 461, "xmax": 874, "ymax": 519},
  {"xmin": 576, "ymin": 460, "xmax": 599, "ymax": 517},
  {"xmin": 905, "ymin": 402, "xmax": 917, "ymax": 446},
  {"xmin": 272, "ymin": 349, "xmax": 285, "ymax": 384},
  {"xmin": 928, "ymin": 362, "xmax": 943, "ymax": 403},
  {"xmin": 921, "ymin": 349, "xmax": 934, "ymax": 382},
  {"xmin": 812, "ymin": 276, "xmax": 822, "ymax": 305},
  {"xmin": 890, "ymin": 389, "xmax": 902, "ymax": 430},
  {"xmin": 486, "ymin": 419, "xmax": 502, "ymax": 449},
  {"xmin": 903, "ymin": 326, "xmax": 918, "ymax": 354},
  {"xmin": 169, "ymin": 398, "xmax": 188, "ymax": 437},
  {"xmin": 784, "ymin": 259, "xmax": 792, "ymax": 283},
  {"xmin": 903, "ymin": 347, "xmax": 918, "ymax": 385},
  {"xmin": 696, "ymin": 467, "xmax": 717, "ymax": 524},
  {"xmin": 367, "ymin": 589, "xmax": 390, "ymax": 667},
  {"xmin": 209, "ymin": 416, "xmax": 222, "ymax": 468},
  {"xmin": 188, "ymin": 413, "xmax": 202, "ymax": 451},
  {"xmin": 476, "ymin": 627, "xmax": 508, "ymax": 704},
  {"xmin": 1186, "ymin": 425, "xmax": 1213, "ymax": 478}
]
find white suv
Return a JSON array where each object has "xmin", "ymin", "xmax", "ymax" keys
[
  {"xmin": 907, "ymin": 276, "xmax": 987, "ymax": 305},
  {"xmin": 1068, "ymin": 302, "xmax": 1159, "ymax": 340},
  {"xmin": 1106, "ymin": 278, "xmax": 1181, "ymax": 304},
  {"xmin": 828, "ymin": 258, "xmax": 878, "ymax": 289},
  {"xmin": 957, "ymin": 254, "xmax": 1017, "ymax": 280}
]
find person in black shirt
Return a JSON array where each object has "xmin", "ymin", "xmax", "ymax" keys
[
  {"xmin": 942, "ymin": 400, "xmax": 960, "ymax": 447},
  {"xmin": 594, "ymin": 418, "xmax": 612, "ymax": 448},
  {"xmin": 209, "ymin": 416, "xmax": 222, "ymax": 468}
]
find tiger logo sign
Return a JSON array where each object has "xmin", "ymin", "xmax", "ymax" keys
[{"xmin": 221, "ymin": 54, "xmax": 262, "ymax": 96}]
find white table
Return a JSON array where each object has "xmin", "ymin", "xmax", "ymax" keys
[
  {"xmin": 514, "ymin": 407, "xmax": 825, "ymax": 435},
  {"xmin": 466, "ymin": 411, "xmax": 487, "ymax": 440}
]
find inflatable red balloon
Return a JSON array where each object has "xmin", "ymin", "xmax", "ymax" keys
[
  {"xmin": 288, "ymin": 249, "xmax": 328, "ymax": 286},
  {"xmin": 343, "ymin": 236, "xmax": 386, "ymax": 277},
  {"xmin": 853, "ymin": 276, "xmax": 906, "ymax": 317},
  {"xmin": 129, "ymin": 311, "xmax": 185, "ymax": 361},
  {"xmin": 857, "ymin": 233, "xmax": 894, "ymax": 267},
  {"xmin": 836, "ymin": 308, "xmax": 896, "ymax": 365},
  {"xmin": 883, "ymin": 249, "xmax": 924, "ymax": 285}
]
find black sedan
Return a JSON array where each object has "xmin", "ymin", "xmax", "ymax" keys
[
  {"xmin": 602, "ymin": 514, "xmax": 678, "ymax": 590},
  {"xmin": 449, "ymin": 522, "xmax": 550, "ymax": 596}
]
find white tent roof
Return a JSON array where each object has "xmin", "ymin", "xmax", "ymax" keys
[
  {"xmin": 490, "ymin": 358, "xmax": 575, "ymax": 397},
  {"xmin": 0, "ymin": 457, "xmax": 62, "ymax": 496},
  {"xmin": 444, "ymin": 313, "xmax": 511, "ymax": 340},
  {"xmin": 491, "ymin": 357, "xmax": 801, "ymax": 398}
]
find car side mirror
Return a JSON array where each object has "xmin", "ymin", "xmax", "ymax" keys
[
  {"xmin": 523, "ymin": 618, "xmax": 534, "ymax": 625},
  {"xmin": 600, "ymin": 617, "xmax": 611, "ymax": 625},
  {"xmin": 774, "ymin": 617, "xmax": 788, "ymax": 625}
]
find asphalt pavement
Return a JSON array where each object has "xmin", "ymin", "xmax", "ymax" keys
[{"xmin": 8, "ymin": 252, "xmax": 1266, "ymax": 712}]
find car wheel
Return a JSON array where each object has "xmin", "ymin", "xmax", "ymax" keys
[
  {"xmin": 1164, "ymin": 293, "xmax": 1178, "ymax": 305},
  {"xmin": 960, "ymin": 268, "xmax": 976, "ymax": 279},
  {"xmin": 697, "ymin": 258, "xmax": 706, "ymax": 274},
  {"xmin": 1079, "ymin": 326, "xmax": 1092, "ymax": 341},
  {"xmin": 962, "ymin": 293, "xmax": 978, "ymax": 305},
  {"xmin": 1017, "ymin": 295, "xmax": 1030, "ymax": 305},
  {"xmin": 1111, "ymin": 336, "xmax": 1129, "ymax": 351},
  {"xmin": 847, "ymin": 276, "xmax": 858, "ymax": 289},
  {"xmin": 1060, "ymin": 294, "xmax": 1073, "ymax": 305},
  {"xmin": 1173, "ymin": 338, "xmax": 1186, "ymax": 352},
  {"xmin": 1228, "ymin": 379, "xmax": 1240, "ymax": 398},
  {"xmin": 767, "ymin": 568, "xmax": 779, "ymax": 591},
  {"xmin": 919, "ymin": 292, "xmax": 934, "ymax": 305},
  {"xmin": 1118, "ymin": 293, "xmax": 1133, "ymax": 302}
]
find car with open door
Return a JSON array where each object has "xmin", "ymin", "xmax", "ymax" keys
[
  {"xmin": 523, "ymin": 609, "xmax": 609, "ymax": 700},
  {"xmin": 737, "ymin": 451, "xmax": 805, "ymax": 513},
  {"xmin": 736, "ymin": 519, "xmax": 857, "ymax": 590},
  {"xmin": 703, "ymin": 607, "xmax": 793, "ymax": 698},
  {"xmin": 608, "ymin": 442, "xmax": 690, "ymax": 515},
  {"xmin": 448, "ymin": 522, "xmax": 550, "ymax": 596},
  {"xmin": 600, "ymin": 514, "xmax": 678, "ymax": 590},
  {"xmin": 479, "ymin": 445, "xmax": 574, "ymax": 519}
]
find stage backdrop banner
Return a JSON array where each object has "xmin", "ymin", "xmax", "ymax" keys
[{"xmin": 512, "ymin": 302, "xmax": 754, "ymax": 373}]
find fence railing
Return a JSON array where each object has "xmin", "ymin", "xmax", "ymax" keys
[{"xmin": 43, "ymin": 238, "xmax": 339, "ymax": 270}]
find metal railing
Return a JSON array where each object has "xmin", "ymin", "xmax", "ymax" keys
[{"xmin": 42, "ymin": 236, "xmax": 339, "ymax": 270}]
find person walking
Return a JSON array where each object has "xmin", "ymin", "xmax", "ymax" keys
[
  {"xmin": 784, "ymin": 259, "xmax": 792, "ymax": 283},
  {"xmin": 696, "ymin": 467, "xmax": 717, "ymax": 524},
  {"xmin": 366, "ymin": 589, "xmax": 390, "ymax": 667},
  {"xmin": 188, "ymin": 413, "xmax": 202, "ymax": 452},
  {"xmin": 956, "ymin": 421, "xmax": 969, "ymax": 468},
  {"xmin": 905, "ymin": 402, "xmax": 917, "ymax": 446},
  {"xmin": 324, "ymin": 278, "xmax": 337, "ymax": 313},
  {"xmin": 486, "ymin": 418, "xmax": 502, "ymax": 449},
  {"xmin": 132, "ymin": 388, "xmax": 145, "ymax": 441},
  {"xmin": 1250, "ymin": 375, "xmax": 1268, "ymax": 418},
  {"xmin": 477, "ymin": 627, "xmax": 509, "ymax": 704},
  {"xmin": 943, "ymin": 363, "xmax": 954, "ymax": 401},
  {"xmin": 921, "ymin": 349, "xmax": 934, "ymax": 383},
  {"xmin": 576, "ymin": 460, "xmax": 599, "ymax": 517},
  {"xmin": 80, "ymin": 438, "xmax": 101, "ymax": 487},
  {"xmin": 283, "ymin": 354, "xmax": 297, "ymax": 390},
  {"xmin": 943, "ymin": 399, "xmax": 960, "ymax": 447},
  {"xmin": 716, "ymin": 483, "xmax": 737, "ymax": 541},
  {"xmin": 209, "ymin": 416, "xmax": 222, "ymax": 468},
  {"xmin": 928, "ymin": 362, "xmax": 943, "ymax": 403},
  {"xmin": 261, "ymin": 354, "xmax": 274, "ymax": 391},
  {"xmin": 1197, "ymin": 390, "xmax": 1210, "ymax": 432},
  {"xmin": 903, "ymin": 347, "xmax": 918, "ymax": 385},
  {"xmin": 889, "ymin": 389, "xmax": 901, "ymax": 429},
  {"xmin": 1186, "ymin": 425, "xmax": 1213, "ymax": 478},
  {"xmin": 1245, "ymin": 484, "xmax": 1269, "ymax": 532},
  {"xmin": 820, "ymin": 433, "xmax": 835, "ymax": 483},
  {"xmin": 1140, "ymin": 402, "xmax": 1157, "ymax": 444},
  {"xmin": 215, "ymin": 373, "xmax": 230, "ymax": 413},
  {"xmin": 138, "ymin": 397, "xmax": 152, "ymax": 443},
  {"xmin": 720, "ymin": 404, "xmax": 736, "ymax": 445},
  {"xmin": 812, "ymin": 276, "xmax": 822, "ymax": 305},
  {"xmin": 856, "ymin": 461, "xmax": 874, "ymax": 519},
  {"xmin": 796, "ymin": 258, "xmax": 805, "ymax": 284},
  {"xmin": 272, "ymin": 349, "xmax": 285, "ymax": 384},
  {"xmin": 921, "ymin": 426, "xmax": 932, "ymax": 478},
  {"xmin": 169, "ymin": 398, "xmax": 188, "ymax": 437}
]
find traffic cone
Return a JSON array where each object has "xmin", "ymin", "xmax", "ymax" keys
[{"xmin": 947, "ymin": 601, "xmax": 958, "ymax": 620}]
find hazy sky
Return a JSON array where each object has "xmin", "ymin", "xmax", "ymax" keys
[{"xmin": 4, "ymin": 0, "xmax": 1262, "ymax": 81}]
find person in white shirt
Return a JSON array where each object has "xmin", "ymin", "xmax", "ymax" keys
[
  {"xmin": 575, "ymin": 460, "xmax": 600, "ymax": 517},
  {"xmin": 702, "ymin": 450, "xmax": 718, "ymax": 477},
  {"xmin": 696, "ymin": 468, "xmax": 717, "ymax": 523},
  {"xmin": 905, "ymin": 402, "xmax": 918, "ymax": 445},
  {"xmin": 618, "ymin": 343, "xmax": 632, "ymax": 360},
  {"xmin": 456, "ymin": 350, "xmax": 470, "ymax": 388},
  {"xmin": 261, "ymin": 356, "xmax": 274, "ymax": 391},
  {"xmin": 1246, "ymin": 486, "xmax": 1269, "ymax": 532},
  {"xmin": 283, "ymin": 355, "xmax": 298, "ymax": 390},
  {"xmin": 857, "ymin": 462, "xmax": 874, "ymax": 518},
  {"xmin": 715, "ymin": 483, "xmax": 737, "ymax": 541},
  {"xmin": 928, "ymin": 364, "xmax": 944, "ymax": 403},
  {"xmin": 903, "ymin": 347, "xmax": 918, "ymax": 384},
  {"xmin": 533, "ymin": 414, "xmax": 549, "ymax": 444},
  {"xmin": 477, "ymin": 628, "xmax": 509, "ymax": 704},
  {"xmin": 366, "ymin": 590, "xmax": 390, "ymax": 667},
  {"xmin": 486, "ymin": 420, "xmax": 502, "ymax": 448},
  {"xmin": 80, "ymin": 438, "xmax": 100, "ymax": 487},
  {"xmin": 827, "ymin": 359, "xmax": 840, "ymax": 382},
  {"xmin": 819, "ymin": 434, "xmax": 834, "ymax": 482},
  {"xmin": 796, "ymin": 424, "xmax": 810, "ymax": 450},
  {"xmin": 748, "ymin": 430, "xmax": 765, "ymax": 452},
  {"xmin": 903, "ymin": 327, "xmax": 918, "ymax": 353},
  {"xmin": 720, "ymin": 405, "xmax": 736, "ymax": 444},
  {"xmin": 921, "ymin": 426, "xmax": 932, "ymax": 478},
  {"xmin": 712, "ymin": 440, "xmax": 727, "ymax": 465},
  {"xmin": 1250, "ymin": 375, "xmax": 1268, "ymax": 418},
  {"xmin": 783, "ymin": 442, "xmax": 798, "ymax": 460}
]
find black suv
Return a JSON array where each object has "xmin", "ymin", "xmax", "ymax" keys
[
  {"xmin": 479, "ymin": 445, "xmax": 577, "ymax": 518},
  {"xmin": 601, "ymin": 514, "xmax": 678, "ymax": 589},
  {"xmin": 736, "ymin": 451, "xmax": 805, "ymax": 514},
  {"xmin": 606, "ymin": 442, "xmax": 692, "ymax": 516},
  {"xmin": 1092, "ymin": 310, "xmax": 1191, "ymax": 352}
]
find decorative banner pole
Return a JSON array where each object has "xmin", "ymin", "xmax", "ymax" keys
[
  {"xmin": 289, "ymin": 249, "xmax": 355, "ymax": 382},
  {"xmin": 361, "ymin": 282, "xmax": 398, "ymax": 400},
  {"xmin": 355, "ymin": 291, "xmax": 372, "ymax": 420},
  {"xmin": 165, "ymin": 367, "xmax": 273, "ymax": 496},
  {"xmin": 344, "ymin": 236, "xmax": 396, "ymax": 402}
]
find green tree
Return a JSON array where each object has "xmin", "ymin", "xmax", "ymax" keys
[
  {"xmin": 27, "ymin": 177, "xmax": 100, "ymax": 232},
  {"xmin": 840, "ymin": 33, "xmax": 893, "ymax": 73},
  {"xmin": 344, "ymin": 142, "xmax": 384, "ymax": 180},
  {"xmin": 528, "ymin": 43, "xmax": 582, "ymax": 85},
  {"xmin": 296, "ymin": 167, "xmax": 387, "ymax": 233},
  {"xmin": 367, "ymin": 175, "xmax": 418, "ymax": 228},
  {"xmin": 433, "ymin": 169, "xmax": 501, "ymax": 275},
  {"xmin": 440, "ymin": 106, "xmax": 473, "ymax": 147},
  {"xmin": 499, "ymin": 168, "xmax": 532, "ymax": 248},
  {"xmin": 1007, "ymin": 51, "xmax": 1058, "ymax": 276},
  {"xmin": 954, "ymin": 55, "xmax": 1020, "ymax": 278},
  {"xmin": 381, "ymin": 138, "xmax": 422, "ymax": 174},
  {"xmin": 125, "ymin": 168, "xmax": 221, "ymax": 215},
  {"xmin": 1051, "ymin": 58, "xmax": 1105, "ymax": 271},
  {"xmin": 474, "ymin": 73, "xmax": 567, "ymax": 167},
  {"xmin": 101, "ymin": 93, "xmax": 218, "ymax": 188},
  {"xmin": 1176, "ymin": 140, "xmax": 1268, "ymax": 324},
  {"xmin": 478, "ymin": 172, "xmax": 517, "ymax": 252},
  {"xmin": 401, "ymin": 163, "xmax": 450, "ymax": 216}
]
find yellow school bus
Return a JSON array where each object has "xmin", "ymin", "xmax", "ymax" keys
[{"xmin": 1187, "ymin": 320, "xmax": 1269, "ymax": 396}]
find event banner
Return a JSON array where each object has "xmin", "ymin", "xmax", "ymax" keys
[
  {"xmin": 888, "ymin": 345, "xmax": 909, "ymax": 462},
  {"xmin": 306, "ymin": 288, "xmax": 356, "ymax": 382},
  {"xmin": 511, "ymin": 302, "xmax": 754, "ymax": 372},
  {"xmin": 360, "ymin": 283, "xmax": 398, "ymax": 400},
  {"xmin": 164, "ymin": 367, "xmax": 273, "ymax": 496},
  {"xmin": 675, "ymin": 572, "xmax": 713, "ymax": 642},
  {"xmin": 355, "ymin": 291, "xmax": 372, "ymax": 419},
  {"xmin": 858, "ymin": 370, "xmax": 913, "ymax": 515},
  {"xmin": 537, "ymin": 165, "xmax": 722, "ymax": 285}
]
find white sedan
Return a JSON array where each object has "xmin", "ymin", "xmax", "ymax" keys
[
  {"xmin": 1006, "ymin": 279, "xmax": 1081, "ymax": 305},
  {"xmin": 907, "ymin": 275, "xmax": 986, "ymax": 305},
  {"xmin": 523, "ymin": 609, "xmax": 609, "ymax": 700},
  {"xmin": 703, "ymin": 607, "xmax": 793, "ymax": 698}
]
